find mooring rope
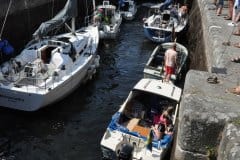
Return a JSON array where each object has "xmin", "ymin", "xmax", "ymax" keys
[{"xmin": 0, "ymin": 0, "xmax": 13, "ymax": 40}]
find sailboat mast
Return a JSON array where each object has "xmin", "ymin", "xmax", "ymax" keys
[{"xmin": 92, "ymin": 0, "xmax": 96, "ymax": 11}]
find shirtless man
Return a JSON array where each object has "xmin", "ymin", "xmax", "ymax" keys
[{"xmin": 164, "ymin": 43, "xmax": 177, "ymax": 82}]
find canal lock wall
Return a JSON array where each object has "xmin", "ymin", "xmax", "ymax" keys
[{"xmin": 174, "ymin": 0, "xmax": 240, "ymax": 160}]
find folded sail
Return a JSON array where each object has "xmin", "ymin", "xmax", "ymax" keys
[{"xmin": 33, "ymin": 0, "xmax": 78, "ymax": 39}]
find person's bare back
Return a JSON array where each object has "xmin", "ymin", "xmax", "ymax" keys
[
  {"xmin": 164, "ymin": 44, "xmax": 177, "ymax": 82},
  {"xmin": 165, "ymin": 48, "xmax": 177, "ymax": 67}
]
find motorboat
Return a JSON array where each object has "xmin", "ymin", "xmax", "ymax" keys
[
  {"xmin": 101, "ymin": 78, "xmax": 182, "ymax": 160},
  {"xmin": 0, "ymin": 0, "xmax": 100, "ymax": 111},
  {"xmin": 143, "ymin": 42, "xmax": 188, "ymax": 83},
  {"xmin": 96, "ymin": 0, "xmax": 122, "ymax": 39},
  {"xmin": 143, "ymin": 4, "xmax": 188, "ymax": 43},
  {"xmin": 119, "ymin": 0, "xmax": 137, "ymax": 20}
]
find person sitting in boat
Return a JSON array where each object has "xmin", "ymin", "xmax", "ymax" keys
[
  {"xmin": 152, "ymin": 106, "xmax": 174, "ymax": 140},
  {"xmin": 157, "ymin": 124, "xmax": 174, "ymax": 148},
  {"xmin": 153, "ymin": 106, "xmax": 173, "ymax": 125},
  {"xmin": 152, "ymin": 122, "xmax": 165, "ymax": 140},
  {"xmin": 104, "ymin": 15, "xmax": 110, "ymax": 25},
  {"xmin": 93, "ymin": 8, "xmax": 103, "ymax": 25},
  {"xmin": 164, "ymin": 43, "xmax": 177, "ymax": 82},
  {"xmin": 159, "ymin": 106, "xmax": 173, "ymax": 126}
]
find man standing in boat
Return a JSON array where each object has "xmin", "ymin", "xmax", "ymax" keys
[{"xmin": 164, "ymin": 43, "xmax": 177, "ymax": 82}]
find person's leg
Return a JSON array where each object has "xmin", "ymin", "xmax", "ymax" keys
[
  {"xmin": 217, "ymin": 0, "xmax": 224, "ymax": 15},
  {"xmin": 228, "ymin": 3, "xmax": 237, "ymax": 26},
  {"xmin": 227, "ymin": 85, "xmax": 240, "ymax": 95},
  {"xmin": 165, "ymin": 66, "xmax": 173, "ymax": 82},
  {"xmin": 166, "ymin": 74, "xmax": 171, "ymax": 82},
  {"xmin": 229, "ymin": 0, "xmax": 234, "ymax": 18},
  {"xmin": 236, "ymin": 86, "xmax": 240, "ymax": 92},
  {"xmin": 235, "ymin": 9, "xmax": 240, "ymax": 22}
]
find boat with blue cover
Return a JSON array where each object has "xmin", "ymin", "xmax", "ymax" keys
[
  {"xmin": 100, "ymin": 78, "xmax": 182, "ymax": 160},
  {"xmin": 143, "ymin": 3, "xmax": 188, "ymax": 43}
]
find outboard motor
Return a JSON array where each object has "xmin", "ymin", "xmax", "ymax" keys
[{"xmin": 117, "ymin": 143, "xmax": 134, "ymax": 160}]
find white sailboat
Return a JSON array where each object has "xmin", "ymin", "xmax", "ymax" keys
[
  {"xmin": 0, "ymin": 0, "xmax": 100, "ymax": 111},
  {"xmin": 101, "ymin": 78, "xmax": 182, "ymax": 160},
  {"xmin": 96, "ymin": 0, "xmax": 122, "ymax": 39}
]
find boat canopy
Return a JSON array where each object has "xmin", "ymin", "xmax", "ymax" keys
[
  {"xmin": 33, "ymin": 0, "xmax": 78, "ymax": 39},
  {"xmin": 133, "ymin": 78, "xmax": 182, "ymax": 101}
]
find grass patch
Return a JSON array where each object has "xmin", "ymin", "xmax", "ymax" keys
[{"xmin": 206, "ymin": 146, "xmax": 217, "ymax": 160}]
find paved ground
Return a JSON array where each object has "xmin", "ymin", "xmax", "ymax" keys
[{"xmin": 198, "ymin": 0, "xmax": 240, "ymax": 91}]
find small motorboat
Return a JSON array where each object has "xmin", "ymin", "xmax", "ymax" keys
[
  {"xmin": 101, "ymin": 78, "xmax": 182, "ymax": 160},
  {"xmin": 96, "ymin": 0, "xmax": 122, "ymax": 39},
  {"xmin": 143, "ymin": 4, "xmax": 188, "ymax": 43},
  {"xmin": 143, "ymin": 42, "xmax": 188, "ymax": 83}
]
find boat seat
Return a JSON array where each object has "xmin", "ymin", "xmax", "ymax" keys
[
  {"xmin": 126, "ymin": 118, "xmax": 140, "ymax": 131},
  {"xmin": 132, "ymin": 125, "xmax": 150, "ymax": 137}
]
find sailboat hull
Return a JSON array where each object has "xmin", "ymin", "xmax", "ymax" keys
[
  {"xmin": 0, "ymin": 54, "xmax": 99, "ymax": 112},
  {"xmin": 0, "ymin": 25, "xmax": 100, "ymax": 111}
]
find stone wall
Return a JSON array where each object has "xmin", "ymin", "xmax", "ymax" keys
[
  {"xmin": 184, "ymin": 0, "xmax": 207, "ymax": 71},
  {"xmin": 173, "ymin": 0, "xmax": 240, "ymax": 159}
]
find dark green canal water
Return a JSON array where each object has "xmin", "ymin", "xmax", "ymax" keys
[{"xmin": 0, "ymin": 15, "xmax": 157, "ymax": 160}]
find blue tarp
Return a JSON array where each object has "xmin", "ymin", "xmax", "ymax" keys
[
  {"xmin": 107, "ymin": 112, "xmax": 172, "ymax": 149},
  {"xmin": 0, "ymin": 39, "xmax": 14, "ymax": 55}
]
